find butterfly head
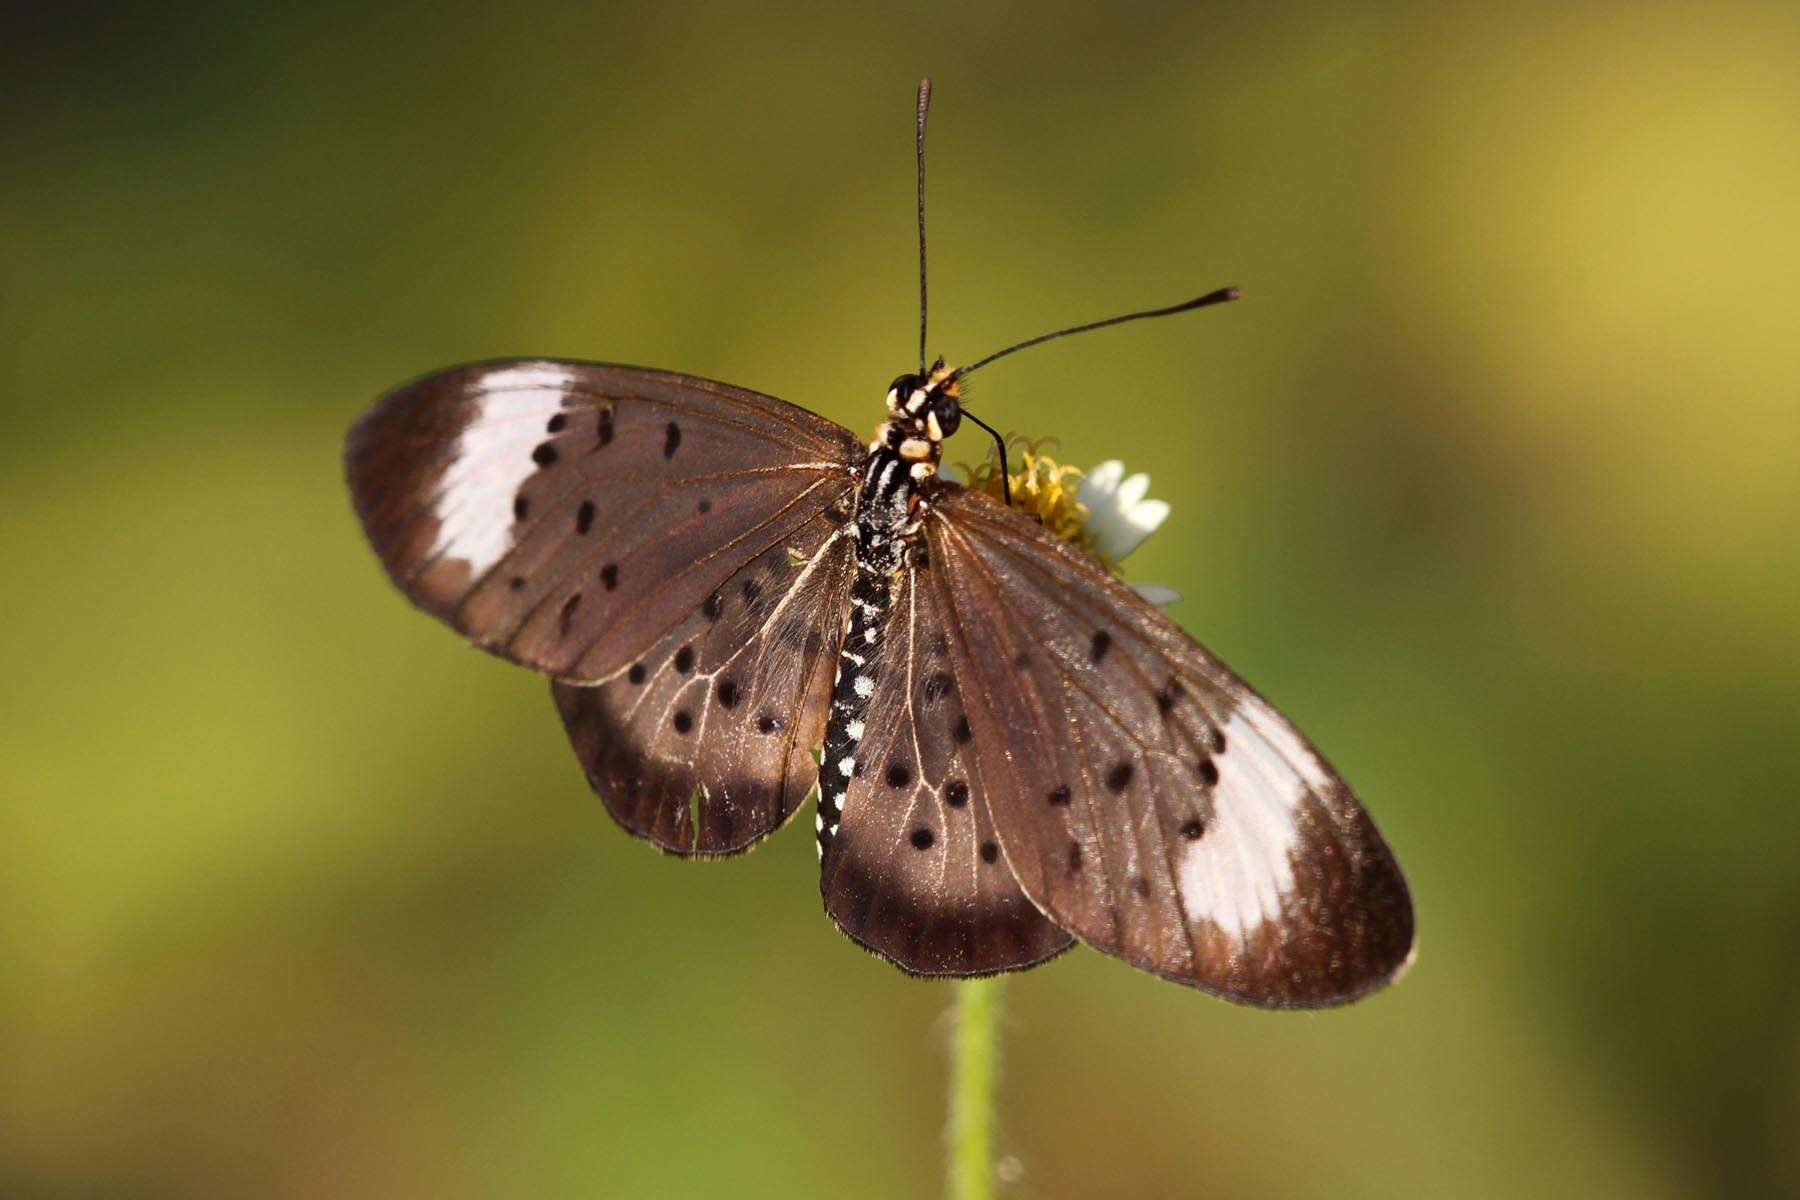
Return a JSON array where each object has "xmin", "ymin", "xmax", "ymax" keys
[{"xmin": 877, "ymin": 359, "xmax": 962, "ymax": 477}]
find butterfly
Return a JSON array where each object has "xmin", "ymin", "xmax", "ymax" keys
[{"xmin": 344, "ymin": 80, "xmax": 1414, "ymax": 1008}]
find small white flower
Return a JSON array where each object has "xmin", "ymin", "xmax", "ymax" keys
[
  {"xmin": 954, "ymin": 442, "xmax": 1181, "ymax": 605},
  {"xmin": 1077, "ymin": 460, "xmax": 1169, "ymax": 563}
]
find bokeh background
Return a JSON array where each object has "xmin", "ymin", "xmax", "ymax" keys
[{"xmin": 5, "ymin": 2, "xmax": 1799, "ymax": 1196}]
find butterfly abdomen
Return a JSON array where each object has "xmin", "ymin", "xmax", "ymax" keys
[{"xmin": 816, "ymin": 448, "xmax": 918, "ymax": 854}]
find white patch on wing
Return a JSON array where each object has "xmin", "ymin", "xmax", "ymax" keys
[
  {"xmin": 1237, "ymin": 698, "xmax": 1335, "ymax": 793},
  {"xmin": 431, "ymin": 367, "xmax": 573, "ymax": 576},
  {"xmin": 1175, "ymin": 707, "xmax": 1308, "ymax": 942},
  {"xmin": 477, "ymin": 364, "xmax": 578, "ymax": 395}
]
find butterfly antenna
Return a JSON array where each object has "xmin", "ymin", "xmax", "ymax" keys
[
  {"xmin": 958, "ymin": 407, "xmax": 1014, "ymax": 505},
  {"xmin": 915, "ymin": 76, "xmax": 932, "ymax": 375},
  {"xmin": 954, "ymin": 286, "xmax": 1241, "ymax": 380}
]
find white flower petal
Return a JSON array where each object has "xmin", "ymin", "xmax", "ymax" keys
[
  {"xmin": 1116, "ymin": 471, "xmax": 1151, "ymax": 511},
  {"xmin": 1133, "ymin": 582, "xmax": 1182, "ymax": 606},
  {"xmin": 1099, "ymin": 525, "xmax": 1149, "ymax": 562},
  {"xmin": 1085, "ymin": 509, "xmax": 1136, "ymax": 562},
  {"xmin": 1091, "ymin": 498, "xmax": 1165, "ymax": 560},
  {"xmin": 1128, "ymin": 497, "xmax": 1169, "ymax": 536},
  {"xmin": 1079, "ymin": 460, "xmax": 1125, "ymax": 501}
]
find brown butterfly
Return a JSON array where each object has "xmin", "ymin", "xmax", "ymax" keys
[{"xmin": 344, "ymin": 80, "xmax": 1413, "ymax": 1008}]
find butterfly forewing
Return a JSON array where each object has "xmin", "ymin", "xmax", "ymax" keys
[
  {"xmin": 347, "ymin": 359, "xmax": 866, "ymax": 855},
  {"xmin": 926, "ymin": 484, "xmax": 1414, "ymax": 1007},
  {"xmin": 345, "ymin": 360, "xmax": 862, "ymax": 680},
  {"xmin": 553, "ymin": 514, "xmax": 855, "ymax": 855},
  {"xmin": 820, "ymin": 557, "xmax": 1074, "ymax": 975}
]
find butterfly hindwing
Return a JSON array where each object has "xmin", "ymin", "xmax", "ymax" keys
[
  {"xmin": 926, "ymin": 484, "xmax": 1415, "ymax": 1007},
  {"xmin": 821, "ymin": 554, "xmax": 1074, "ymax": 974},
  {"xmin": 552, "ymin": 515, "xmax": 855, "ymax": 855},
  {"xmin": 345, "ymin": 359, "xmax": 863, "ymax": 681}
]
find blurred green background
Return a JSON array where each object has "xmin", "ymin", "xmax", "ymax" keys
[{"xmin": 5, "ymin": 2, "xmax": 1798, "ymax": 1196}]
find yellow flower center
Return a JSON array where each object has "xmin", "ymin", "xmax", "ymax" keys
[{"xmin": 960, "ymin": 436, "xmax": 1118, "ymax": 570}]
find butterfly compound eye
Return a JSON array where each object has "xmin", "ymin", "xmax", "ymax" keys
[
  {"xmin": 886, "ymin": 374, "xmax": 919, "ymax": 412},
  {"xmin": 927, "ymin": 392, "xmax": 961, "ymax": 438}
]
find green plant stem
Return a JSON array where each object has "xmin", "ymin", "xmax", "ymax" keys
[{"xmin": 949, "ymin": 976, "xmax": 1003, "ymax": 1200}]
